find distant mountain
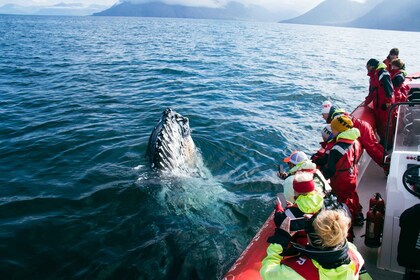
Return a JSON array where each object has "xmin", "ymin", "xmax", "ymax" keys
[
  {"xmin": 92, "ymin": 1, "xmax": 296, "ymax": 22},
  {"xmin": 0, "ymin": 3, "xmax": 109, "ymax": 16},
  {"xmin": 281, "ymin": 0, "xmax": 382, "ymax": 26},
  {"xmin": 347, "ymin": 0, "xmax": 420, "ymax": 32}
]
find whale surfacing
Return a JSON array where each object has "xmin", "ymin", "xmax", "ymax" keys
[{"xmin": 147, "ymin": 108, "xmax": 199, "ymax": 174}]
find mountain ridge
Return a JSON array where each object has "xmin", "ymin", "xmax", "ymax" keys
[
  {"xmin": 281, "ymin": 0, "xmax": 382, "ymax": 26},
  {"xmin": 281, "ymin": 0, "xmax": 420, "ymax": 32},
  {"xmin": 92, "ymin": 1, "xmax": 296, "ymax": 22}
]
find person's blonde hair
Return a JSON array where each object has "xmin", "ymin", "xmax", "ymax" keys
[
  {"xmin": 311, "ymin": 210, "xmax": 350, "ymax": 248},
  {"xmin": 391, "ymin": 58, "xmax": 405, "ymax": 69}
]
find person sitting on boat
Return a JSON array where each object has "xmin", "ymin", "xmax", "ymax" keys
[
  {"xmin": 321, "ymin": 104, "xmax": 386, "ymax": 171},
  {"xmin": 383, "ymin": 47, "xmax": 399, "ymax": 75},
  {"xmin": 365, "ymin": 58, "xmax": 395, "ymax": 144},
  {"xmin": 391, "ymin": 58, "xmax": 409, "ymax": 103},
  {"xmin": 261, "ymin": 209, "xmax": 371, "ymax": 280},
  {"xmin": 280, "ymin": 151, "xmax": 330, "ymax": 204},
  {"xmin": 274, "ymin": 171, "xmax": 324, "ymax": 247},
  {"xmin": 311, "ymin": 124, "xmax": 334, "ymax": 168},
  {"xmin": 317, "ymin": 116, "xmax": 363, "ymax": 230}
]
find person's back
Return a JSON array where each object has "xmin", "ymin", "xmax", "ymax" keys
[
  {"xmin": 261, "ymin": 209, "xmax": 369, "ymax": 280},
  {"xmin": 275, "ymin": 171, "xmax": 324, "ymax": 246},
  {"xmin": 351, "ymin": 116, "xmax": 385, "ymax": 167},
  {"xmin": 320, "ymin": 116, "xmax": 363, "ymax": 231},
  {"xmin": 323, "ymin": 104, "xmax": 386, "ymax": 172},
  {"xmin": 365, "ymin": 58, "xmax": 395, "ymax": 142},
  {"xmin": 283, "ymin": 159, "xmax": 331, "ymax": 203}
]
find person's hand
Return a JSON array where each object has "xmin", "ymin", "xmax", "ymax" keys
[
  {"xmin": 274, "ymin": 212, "xmax": 287, "ymax": 227},
  {"xmin": 279, "ymin": 216, "xmax": 292, "ymax": 235},
  {"xmin": 277, "ymin": 171, "xmax": 288, "ymax": 180},
  {"xmin": 274, "ymin": 214, "xmax": 296, "ymax": 236}
]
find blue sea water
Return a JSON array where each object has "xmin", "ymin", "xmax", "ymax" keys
[{"xmin": 1, "ymin": 14, "xmax": 420, "ymax": 279}]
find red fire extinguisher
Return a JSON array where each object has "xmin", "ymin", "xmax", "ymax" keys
[
  {"xmin": 369, "ymin": 192, "xmax": 385, "ymax": 214},
  {"xmin": 365, "ymin": 193, "xmax": 385, "ymax": 248}
]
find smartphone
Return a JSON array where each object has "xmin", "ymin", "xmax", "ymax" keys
[
  {"xmin": 290, "ymin": 217, "xmax": 306, "ymax": 231},
  {"xmin": 278, "ymin": 164, "xmax": 284, "ymax": 174}
]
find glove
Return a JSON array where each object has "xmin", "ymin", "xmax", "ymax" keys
[
  {"xmin": 274, "ymin": 212, "xmax": 287, "ymax": 227},
  {"xmin": 267, "ymin": 228, "xmax": 291, "ymax": 248}
]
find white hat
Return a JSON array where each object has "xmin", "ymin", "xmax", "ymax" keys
[
  {"xmin": 321, "ymin": 124, "xmax": 333, "ymax": 142},
  {"xmin": 322, "ymin": 101, "xmax": 332, "ymax": 114}
]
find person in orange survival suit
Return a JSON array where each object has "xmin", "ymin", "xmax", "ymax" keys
[
  {"xmin": 318, "ymin": 116, "xmax": 363, "ymax": 229},
  {"xmin": 365, "ymin": 58, "xmax": 395, "ymax": 145}
]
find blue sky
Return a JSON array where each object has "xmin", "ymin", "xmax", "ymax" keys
[{"xmin": 0, "ymin": 0, "xmax": 325, "ymax": 13}]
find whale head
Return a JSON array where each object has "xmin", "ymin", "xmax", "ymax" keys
[{"xmin": 147, "ymin": 108, "xmax": 199, "ymax": 174}]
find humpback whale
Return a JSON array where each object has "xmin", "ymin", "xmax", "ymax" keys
[{"xmin": 147, "ymin": 108, "xmax": 200, "ymax": 174}]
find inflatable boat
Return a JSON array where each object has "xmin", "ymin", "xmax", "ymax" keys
[{"xmin": 223, "ymin": 73, "xmax": 420, "ymax": 280}]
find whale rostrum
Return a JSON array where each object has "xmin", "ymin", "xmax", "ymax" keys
[{"xmin": 147, "ymin": 108, "xmax": 199, "ymax": 174}]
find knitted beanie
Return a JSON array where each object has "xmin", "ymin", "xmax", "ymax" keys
[
  {"xmin": 331, "ymin": 116, "xmax": 353, "ymax": 133},
  {"xmin": 293, "ymin": 171, "xmax": 315, "ymax": 193},
  {"xmin": 322, "ymin": 101, "xmax": 332, "ymax": 114}
]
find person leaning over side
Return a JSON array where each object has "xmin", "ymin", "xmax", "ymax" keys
[
  {"xmin": 365, "ymin": 58, "xmax": 395, "ymax": 143},
  {"xmin": 279, "ymin": 151, "xmax": 331, "ymax": 204},
  {"xmin": 383, "ymin": 47, "xmax": 399, "ymax": 75},
  {"xmin": 323, "ymin": 104, "xmax": 387, "ymax": 173},
  {"xmin": 273, "ymin": 171, "xmax": 324, "ymax": 247},
  {"xmin": 311, "ymin": 124, "xmax": 334, "ymax": 166},
  {"xmin": 260, "ymin": 209, "xmax": 372, "ymax": 280},
  {"xmin": 318, "ymin": 116, "xmax": 363, "ymax": 230},
  {"xmin": 391, "ymin": 58, "xmax": 409, "ymax": 103}
]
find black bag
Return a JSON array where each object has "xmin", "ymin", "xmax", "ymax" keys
[{"xmin": 323, "ymin": 193, "xmax": 352, "ymax": 219}]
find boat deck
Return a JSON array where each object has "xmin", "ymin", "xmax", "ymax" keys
[{"xmin": 353, "ymin": 155, "xmax": 404, "ymax": 280}]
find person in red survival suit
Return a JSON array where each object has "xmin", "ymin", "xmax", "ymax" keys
[
  {"xmin": 383, "ymin": 47, "xmax": 399, "ymax": 75},
  {"xmin": 323, "ymin": 104, "xmax": 386, "ymax": 173},
  {"xmin": 391, "ymin": 59, "xmax": 409, "ymax": 103},
  {"xmin": 318, "ymin": 116, "xmax": 363, "ymax": 229},
  {"xmin": 365, "ymin": 58, "xmax": 395, "ymax": 144},
  {"xmin": 311, "ymin": 124, "xmax": 335, "ymax": 168}
]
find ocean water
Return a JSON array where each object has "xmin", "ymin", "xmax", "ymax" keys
[{"xmin": 1, "ymin": 14, "xmax": 420, "ymax": 279}]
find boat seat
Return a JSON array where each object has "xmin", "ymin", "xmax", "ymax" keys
[{"xmin": 408, "ymin": 88, "xmax": 420, "ymax": 102}]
